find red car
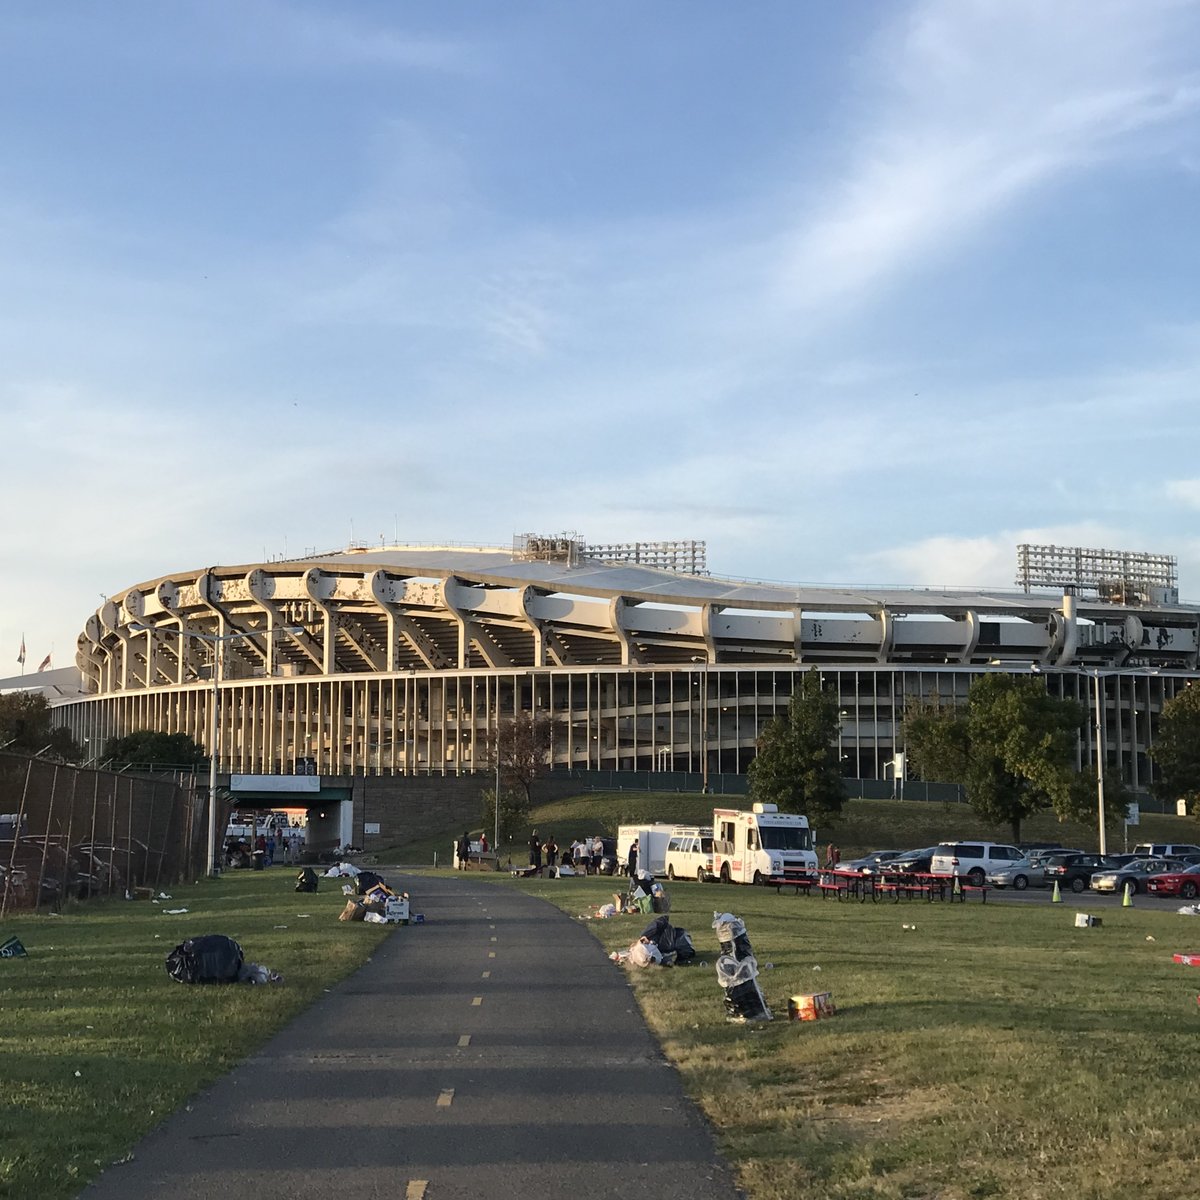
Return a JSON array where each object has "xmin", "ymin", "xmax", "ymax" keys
[{"xmin": 1146, "ymin": 862, "xmax": 1200, "ymax": 899}]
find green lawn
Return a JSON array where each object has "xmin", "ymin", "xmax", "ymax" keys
[
  {"xmin": 0, "ymin": 870, "xmax": 391, "ymax": 1200},
  {"xmin": 505, "ymin": 870, "xmax": 1200, "ymax": 1200},
  {"xmin": 381, "ymin": 789, "xmax": 1200, "ymax": 866}
]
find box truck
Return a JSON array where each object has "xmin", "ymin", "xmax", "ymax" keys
[
  {"xmin": 615, "ymin": 823, "xmax": 678, "ymax": 876},
  {"xmin": 711, "ymin": 803, "xmax": 817, "ymax": 885}
]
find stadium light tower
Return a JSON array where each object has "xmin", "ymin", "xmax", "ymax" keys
[{"xmin": 131, "ymin": 622, "xmax": 301, "ymax": 877}]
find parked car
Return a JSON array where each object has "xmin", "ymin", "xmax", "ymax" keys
[
  {"xmin": 1092, "ymin": 857, "xmax": 1182, "ymax": 895},
  {"xmin": 1145, "ymin": 862, "xmax": 1200, "ymax": 899},
  {"xmin": 884, "ymin": 847, "xmax": 939, "ymax": 875},
  {"xmin": 1042, "ymin": 852, "xmax": 1123, "ymax": 893},
  {"xmin": 931, "ymin": 842, "xmax": 1025, "ymax": 886},
  {"xmin": 987, "ymin": 857, "xmax": 1048, "ymax": 890},
  {"xmin": 840, "ymin": 850, "xmax": 903, "ymax": 874},
  {"xmin": 596, "ymin": 837, "xmax": 618, "ymax": 876},
  {"xmin": 1131, "ymin": 842, "xmax": 1200, "ymax": 859}
]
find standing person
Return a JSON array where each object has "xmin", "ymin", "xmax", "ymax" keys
[
  {"xmin": 265, "ymin": 832, "xmax": 276, "ymax": 867},
  {"xmin": 627, "ymin": 837, "xmax": 639, "ymax": 878},
  {"xmin": 480, "ymin": 831, "xmax": 489, "ymax": 856},
  {"xmin": 457, "ymin": 831, "xmax": 471, "ymax": 870},
  {"xmin": 543, "ymin": 834, "xmax": 558, "ymax": 874},
  {"xmin": 528, "ymin": 830, "xmax": 542, "ymax": 872},
  {"xmin": 591, "ymin": 835, "xmax": 603, "ymax": 876}
]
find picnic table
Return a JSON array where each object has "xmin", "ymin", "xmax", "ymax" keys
[{"xmin": 817, "ymin": 870, "xmax": 988, "ymax": 903}]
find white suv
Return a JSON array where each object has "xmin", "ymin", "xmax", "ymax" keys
[
  {"xmin": 1131, "ymin": 843, "xmax": 1200, "ymax": 859},
  {"xmin": 931, "ymin": 841, "xmax": 1024, "ymax": 886}
]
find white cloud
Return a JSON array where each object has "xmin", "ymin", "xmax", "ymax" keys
[
  {"xmin": 776, "ymin": 0, "xmax": 1200, "ymax": 314},
  {"xmin": 1165, "ymin": 480, "xmax": 1200, "ymax": 509},
  {"xmin": 852, "ymin": 523, "xmax": 1137, "ymax": 589}
]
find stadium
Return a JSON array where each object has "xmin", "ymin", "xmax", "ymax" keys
[{"xmin": 50, "ymin": 537, "xmax": 1200, "ymax": 848}]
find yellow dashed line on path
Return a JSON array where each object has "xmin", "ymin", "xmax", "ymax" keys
[
  {"xmin": 490, "ymin": 936, "xmax": 497, "ymax": 942},
  {"xmin": 406, "ymin": 1181, "xmax": 428, "ymax": 1200},
  {"xmin": 437, "ymin": 1089, "xmax": 455, "ymax": 1108},
  {"xmin": 488, "ymin": 951, "xmax": 496, "ymax": 958},
  {"xmin": 471, "ymin": 996, "xmax": 483, "ymax": 1006},
  {"xmin": 482, "ymin": 970, "xmax": 490, "ymax": 978},
  {"xmin": 458, "ymin": 1034, "xmax": 471, "ymax": 1047}
]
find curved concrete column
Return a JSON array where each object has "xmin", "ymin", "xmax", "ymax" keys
[
  {"xmin": 877, "ymin": 607, "xmax": 895, "ymax": 662},
  {"xmin": 957, "ymin": 611, "xmax": 980, "ymax": 663},
  {"xmin": 302, "ymin": 567, "xmax": 337, "ymax": 674},
  {"xmin": 1052, "ymin": 592, "xmax": 1079, "ymax": 667}
]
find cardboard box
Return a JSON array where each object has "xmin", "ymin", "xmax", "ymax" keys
[
  {"xmin": 384, "ymin": 896, "xmax": 410, "ymax": 924},
  {"xmin": 788, "ymin": 991, "xmax": 835, "ymax": 1021},
  {"xmin": 1074, "ymin": 913, "xmax": 1102, "ymax": 928}
]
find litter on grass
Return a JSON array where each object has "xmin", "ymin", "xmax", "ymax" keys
[
  {"xmin": 164, "ymin": 935, "xmax": 282, "ymax": 985},
  {"xmin": 712, "ymin": 912, "xmax": 772, "ymax": 1022},
  {"xmin": 1, "ymin": 935, "xmax": 28, "ymax": 958}
]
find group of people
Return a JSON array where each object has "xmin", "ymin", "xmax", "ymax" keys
[
  {"xmin": 456, "ymin": 830, "xmax": 490, "ymax": 868},
  {"xmin": 224, "ymin": 827, "xmax": 306, "ymax": 869},
  {"xmin": 526, "ymin": 831, "xmax": 607, "ymax": 875}
]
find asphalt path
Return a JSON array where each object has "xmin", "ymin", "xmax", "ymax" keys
[
  {"xmin": 79, "ymin": 873, "xmax": 743, "ymax": 1200},
  {"xmin": 985, "ymin": 884, "xmax": 1195, "ymax": 910}
]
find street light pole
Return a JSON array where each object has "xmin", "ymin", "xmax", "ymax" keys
[{"xmin": 1092, "ymin": 670, "xmax": 1107, "ymax": 856}]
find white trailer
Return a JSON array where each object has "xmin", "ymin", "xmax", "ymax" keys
[
  {"xmin": 615, "ymin": 823, "xmax": 678, "ymax": 876},
  {"xmin": 711, "ymin": 803, "xmax": 817, "ymax": 885}
]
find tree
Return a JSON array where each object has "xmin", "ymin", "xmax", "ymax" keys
[
  {"xmin": 747, "ymin": 671, "xmax": 846, "ymax": 822},
  {"xmin": 488, "ymin": 712, "xmax": 559, "ymax": 810},
  {"xmin": 903, "ymin": 675, "xmax": 1095, "ymax": 842},
  {"xmin": 102, "ymin": 730, "xmax": 208, "ymax": 770},
  {"xmin": 1150, "ymin": 683, "xmax": 1200, "ymax": 812},
  {"xmin": 0, "ymin": 692, "xmax": 82, "ymax": 761},
  {"xmin": 479, "ymin": 785, "xmax": 526, "ymax": 847}
]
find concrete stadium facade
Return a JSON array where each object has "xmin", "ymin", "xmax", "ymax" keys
[{"xmin": 55, "ymin": 545, "xmax": 1200, "ymax": 800}]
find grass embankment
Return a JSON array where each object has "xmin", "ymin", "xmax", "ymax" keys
[
  {"xmin": 384, "ymin": 790, "xmax": 1200, "ymax": 865},
  {"xmin": 509, "ymin": 870, "xmax": 1200, "ymax": 1200},
  {"xmin": 0, "ymin": 871, "xmax": 390, "ymax": 1200}
]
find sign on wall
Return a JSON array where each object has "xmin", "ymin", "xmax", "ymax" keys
[{"xmin": 230, "ymin": 775, "xmax": 321, "ymax": 793}]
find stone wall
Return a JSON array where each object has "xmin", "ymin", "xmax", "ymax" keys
[{"xmin": 348, "ymin": 772, "xmax": 582, "ymax": 851}]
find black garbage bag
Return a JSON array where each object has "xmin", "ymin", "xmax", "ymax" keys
[
  {"xmin": 673, "ymin": 929, "xmax": 696, "ymax": 963},
  {"xmin": 722, "ymin": 976, "xmax": 771, "ymax": 1021},
  {"xmin": 165, "ymin": 934, "xmax": 244, "ymax": 985},
  {"xmin": 713, "ymin": 914, "xmax": 754, "ymax": 960},
  {"xmin": 354, "ymin": 871, "xmax": 386, "ymax": 895},
  {"xmin": 640, "ymin": 915, "xmax": 677, "ymax": 957},
  {"xmin": 295, "ymin": 868, "xmax": 319, "ymax": 893}
]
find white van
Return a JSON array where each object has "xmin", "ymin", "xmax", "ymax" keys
[
  {"xmin": 663, "ymin": 827, "xmax": 714, "ymax": 882},
  {"xmin": 1132, "ymin": 842, "xmax": 1200, "ymax": 859},
  {"xmin": 931, "ymin": 841, "xmax": 1024, "ymax": 885}
]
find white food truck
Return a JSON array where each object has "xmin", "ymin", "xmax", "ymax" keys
[{"xmin": 711, "ymin": 803, "xmax": 818, "ymax": 885}]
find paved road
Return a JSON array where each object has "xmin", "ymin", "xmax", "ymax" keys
[{"xmin": 80, "ymin": 873, "xmax": 742, "ymax": 1200}]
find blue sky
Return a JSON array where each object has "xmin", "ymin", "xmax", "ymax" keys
[{"xmin": 4, "ymin": 0, "xmax": 1200, "ymax": 671}]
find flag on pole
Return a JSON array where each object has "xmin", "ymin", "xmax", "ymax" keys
[
  {"xmin": 38, "ymin": 653, "xmax": 52, "ymax": 672},
  {"xmin": 17, "ymin": 635, "xmax": 25, "ymax": 666}
]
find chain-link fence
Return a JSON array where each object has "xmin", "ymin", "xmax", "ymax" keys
[{"xmin": 0, "ymin": 752, "xmax": 205, "ymax": 916}]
